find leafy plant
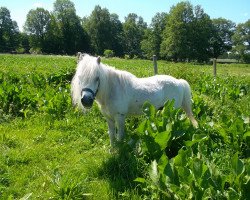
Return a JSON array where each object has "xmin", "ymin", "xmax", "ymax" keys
[{"xmin": 134, "ymin": 101, "xmax": 249, "ymax": 200}]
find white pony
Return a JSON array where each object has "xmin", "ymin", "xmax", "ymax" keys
[{"xmin": 71, "ymin": 53, "xmax": 198, "ymax": 146}]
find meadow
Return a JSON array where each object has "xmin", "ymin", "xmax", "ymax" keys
[{"xmin": 0, "ymin": 54, "xmax": 249, "ymax": 199}]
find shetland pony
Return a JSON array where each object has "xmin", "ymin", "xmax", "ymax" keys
[{"xmin": 71, "ymin": 53, "xmax": 198, "ymax": 146}]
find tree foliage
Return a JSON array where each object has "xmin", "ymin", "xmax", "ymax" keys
[
  {"xmin": 83, "ymin": 6, "xmax": 123, "ymax": 56},
  {"xmin": 141, "ymin": 12, "xmax": 168, "ymax": 59},
  {"xmin": 0, "ymin": 1, "xmax": 249, "ymax": 63},
  {"xmin": 123, "ymin": 13, "xmax": 147, "ymax": 58},
  {"xmin": 53, "ymin": 0, "xmax": 89, "ymax": 54},
  {"xmin": 160, "ymin": 2, "xmax": 214, "ymax": 62},
  {"xmin": 210, "ymin": 18, "xmax": 235, "ymax": 59},
  {"xmin": 192, "ymin": 5, "xmax": 213, "ymax": 62},
  {"xmin": 0, "ymin": 7, "xmax": 19, "ymax": 52},
  {"xmin": 24, "ymin": 8, "xmax": 51, "ymax": 52},
  {"xmin": 160, "ymin": 2, "xmax": 194, "ymax": 61},
  {"xmin": 232, "ymin": 20, "xmax": 250, "ymax": 62}
]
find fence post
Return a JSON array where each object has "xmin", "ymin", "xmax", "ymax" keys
[
  {"xmin": 153, "ymin": 55, "xmax": 158, "ymax": 75},
  {"xmin": 213, "ymin": 58, "xmax": 217, "ymax": 77}
]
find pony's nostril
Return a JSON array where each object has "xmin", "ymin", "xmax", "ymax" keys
[{"xmin": 81, "ymin": 95, "xmax": 94, "ymax": 108}]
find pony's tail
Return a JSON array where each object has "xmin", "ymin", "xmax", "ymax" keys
[{"xmin": 180, "ymin": 79, "xmax": 198, "ymax": 128}]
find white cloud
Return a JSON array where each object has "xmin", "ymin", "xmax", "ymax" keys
[{"xmin": 243, "ymin": 12, "xmax": 249, "ymax": 17}]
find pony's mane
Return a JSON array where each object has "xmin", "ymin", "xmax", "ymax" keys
[
  {"xmin": 71, "ymin": 54, "xmax": 136, "ymax": 110},
  {"xmin": 77, "ymin": 54, "xmax": 136, "ymax": 87},
  {"xmin": 76, "ymin": 54, "xmax": 101, "ymax": 81}
]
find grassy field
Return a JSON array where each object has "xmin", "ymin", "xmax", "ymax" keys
[{"xmin": 0, "ymin": 54, "xmax": 249, "ymax": 199}]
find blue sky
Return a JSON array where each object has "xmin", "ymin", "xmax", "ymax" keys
[{"xmin": 0, "ymin": 0, "xmax": 249, "ymax": 31}]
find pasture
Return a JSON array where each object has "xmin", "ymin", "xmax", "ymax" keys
[{"xmin": 0, "ymin": 54, "xmax": 249, "ymax": 199}]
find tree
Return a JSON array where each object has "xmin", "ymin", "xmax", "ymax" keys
[
  {"xmin": 160, "ymin": 2, "xmax": 194, "ymax": 61},
  {"xmin": 141, "ymin": 12, "xmax": 168, "ymax": 59},
  {"xmin": 123, "ymin": 13, "xmax": 147, "ymax": 58},
  {"xmin": 109, "ymin": 13, "xmax": 124, "ymax": 56},
  {"xmin": 83, "ymin": 6, "xmax": 123, "ymax": 56},
  {"xmin": 53, "ymin": 0, "xmax": 89, "ymax": 54},
  {"xmin": 19, "ymin": 33, "xmax": 30, "ymax": 53},
  {"xmin": 210, "ymin": 18, "xmax": 235, "ymax": 59},
  {"xmin": 24, "ymin": 8, "xmax": 51, "ymax": 52},
  {"xmin": 43, "ymin": 14, "xmax": 62, "ymax": 54},
  {"xmin": 232, "ymin": 20, "xmax": 250, "ymax": 63},
  {"xmin": 191, "ymin": 5, "xmax": 213, "ymax": 62},
  {"xmin": 0, "ymin": 7, "xmax": 19, "ymax": 52},
  {"xmin": 160, "ymin": 2, "xmax": 213, "ymax": 62}
]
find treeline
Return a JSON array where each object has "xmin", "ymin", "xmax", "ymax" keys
[{"xmin": 0, "ymin": 0, "xmax": 250, "ymax": 62}]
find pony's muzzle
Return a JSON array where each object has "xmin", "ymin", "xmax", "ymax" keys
[{"xmin": 81, "ymin": 93, "xmax": 94, "ymax": 108}]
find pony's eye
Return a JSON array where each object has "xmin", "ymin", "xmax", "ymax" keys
[{"xmin": 95, "ymin": 77, "xmax": 99, "ymax": 82}]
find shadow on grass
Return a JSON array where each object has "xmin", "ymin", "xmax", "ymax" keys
[{"xmin": 97, "ymin": 143, "xmax": 145, "ymax": 199}]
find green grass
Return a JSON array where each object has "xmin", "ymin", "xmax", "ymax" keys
[
  {"xmin": 0, "ymin": 54, "xmax": 249, "ymax": 199},
  {"xmin": 0, "ymin": 54, "xmax": 75, "ymax": 75}
]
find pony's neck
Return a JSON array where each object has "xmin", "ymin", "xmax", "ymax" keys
[{"xmin": 95, "ymin": 63, "xmax": 134, "ymax": 107}]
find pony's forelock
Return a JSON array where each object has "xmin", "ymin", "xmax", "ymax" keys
[{"xmin": 71, "ymin": 54, "xmax": 107, "ymax": 111}]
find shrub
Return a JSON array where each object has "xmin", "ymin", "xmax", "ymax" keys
[
  {"xmin": 133, "ymin": 101, "xmax": 249, "ymax": 199},
  {"xmin": 29, "ymin": 47, "xmax": 42, "ymax": 54},
  {"xmin": 124, "ymin": 54, "xmax": 130, "ymax": 59},
  {"xmin": 16, "ymin": 47, "xmax": 25, "ymax": 54},
  {"xmin": 103, "ymin": 49, "xmax": 114, "ymax": 58}
]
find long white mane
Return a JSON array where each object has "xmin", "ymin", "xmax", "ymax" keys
[{"xmin": 71, "ymin": 54, "xmax": 135, "ymax": 111}]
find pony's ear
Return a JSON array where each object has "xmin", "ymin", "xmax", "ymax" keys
[
  {"xmin": 97, "ymin": 56, "xmax": 101, "ymax": 64},
  {"xmin": 77, "ymin": 52, "xmax": 82, "ymax": 62}
]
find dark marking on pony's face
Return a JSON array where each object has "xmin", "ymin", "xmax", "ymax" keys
[
  {"xmin": 81, "ymin": 92, "xmax": 94, "ymax": 108},
  {"xmin": 80, "ymin": 76, "xmax": 100, "ymax": 108}
]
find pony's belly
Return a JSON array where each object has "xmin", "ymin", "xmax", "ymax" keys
[{"xmin": 127, "ymin": 97, "xmax": 164, "ymax": 115}]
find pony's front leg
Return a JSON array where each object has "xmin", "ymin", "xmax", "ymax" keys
[
  {"xmin": 115, "ymin": 114, "xmax": 125, "ymax": 142},
  {"xmin": 107, "ymin": 118, "xmax": 116, "ymax": 147}
]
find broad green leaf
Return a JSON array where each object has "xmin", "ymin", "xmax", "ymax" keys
[
  {"xmin": 149, "ymin": 160, "xmax": 159, "ymax": 184},
  {"xmin": 158, "ymin": 154, "xmax": 168, "ymax": 174},
  {"xmin": 243, "ymin": 131, "xmax": 250, "ymax": 140},
  {"xmin": 192, "ymin": 158, "xmax": 207, "ymax": 181},
  {"xmin": 217, "ymin": 127, "xmax": 229, "ymax": 143},
  {"xmin": 164, "ymin": 162, "xmax": 180, "ymax": 186},
  {"xmin": 185, "ymin": 134, "xmax": 208, "ymax": 147},
  {"xmin": 162, "ymin": 100, "xmax": 175, "ymax": 117},
  {"xmin": 137, "ymin": 120, "xmax": 147, "ymax": 134},
  {"xmin": 243, "ymin": 131, "xmax": 250, "ymax": 146},
  {"xmin": 142, "ymin": 101, "xmax": 155, "ymax": 119},
  {"xmin": 231, "ymin": 153, "xmax": 245, "ymax": 176},
  {"xmin": 177, "ymin": 166, "xmax": 193, "ymax": 183},
  {"xmin": 201, "ymin": 169, "xmax": 211, "ymax": 189},
  {"xmin": 134, "ymin": 177, "xmax": 146, "ymax": 183},
  {"xmin": 154, "ymin": 124, "xmax": 172, "ymax": 150},
  {"xmin": 174, "ymin": 148, "xmax": 187, "ymax": 167}
]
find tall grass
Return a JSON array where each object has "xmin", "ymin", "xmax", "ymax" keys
[{"xmin": 0, "ymin": 54, "xmax": 249, "ymax": 199}]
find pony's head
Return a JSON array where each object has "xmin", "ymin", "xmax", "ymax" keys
[{"xmin": 71, "ymin": 53, "xmax": 102, "ymax": 110}]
